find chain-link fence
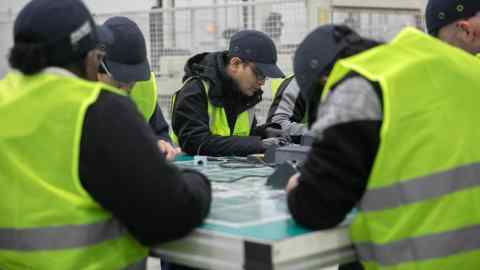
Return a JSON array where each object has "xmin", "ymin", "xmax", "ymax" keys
[
  {"xmin": 145, "ymin": 1, "xmax": 424, "ymax": 122},
  {"xmin": 332, "ymin": 7, "xmax": 424, "ymax": 41},
  {"xmin": 0, "ymin": 0, "xmax": 424, "ymax": 123},
  {"xmin": 148, "ymin": 0, "xmax": 310, "ymax": 121}
]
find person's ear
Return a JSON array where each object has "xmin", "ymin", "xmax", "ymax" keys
[
  {"xmin": 456, "ymin": 20, "xmax": 476, "ymax": 43},
  {"xmin": 229, "ymin": 56, "xmax": 242, "ymax": 66},
  {"xmin": 228, "ymin": 57, "xmax": 243, "ymax": 73},
  {"xmin": 229, "ymin": 57, "xmax": 243, "ymax": 69},
  {"xmin": 85, "ymin": 49, "xmax": 102, "ymax": 81}
]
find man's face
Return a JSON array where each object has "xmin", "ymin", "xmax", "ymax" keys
[{"xmin": 229, "ymin": 59, "xmax": 266, "ymax": 96}]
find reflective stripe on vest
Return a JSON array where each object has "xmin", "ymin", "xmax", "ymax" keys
[
  {"xmin": 323, "ymin": 28, "xmax": 480, "ymax": 269},
  {"xmin": 271, "ymin": 74, "xmax": 294, "ymax": 98},
  {"xmin": 360, "ymin": 162, "xmax": 480, "ymax": 212},
  {"xmin": 170, "ymin": 78, "xmax": 254, "ymax": 145},
  {"xmin": 0, "ymin": 218, "xmax": 126, "ymax": 251},
  {"xmin": 0, "ymin": 72, "xmax": 148, "ymax": 270},
  {"xmin": 356, "ymin": 224, "xmax": 480, "ymax": 267},
  {"xmin": 130, "ymin": 72, "xmax": 158, "ymax": 121}
]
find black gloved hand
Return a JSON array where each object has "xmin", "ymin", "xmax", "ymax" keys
[
  {"xmin": 262, "ymin": 137, "xmax": 290, "ymax": 148},
  {"xmin": 253, "ymin": 122, "xmax": 282, "ymax": 139},
  {"xmin": 264, "ymin": 127, "xmax": 288, "ymax": 138}
]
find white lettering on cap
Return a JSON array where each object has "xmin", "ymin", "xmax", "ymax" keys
[{"xmin": 70, "ymin": 21, "xmax": 92, "ymax": 46}]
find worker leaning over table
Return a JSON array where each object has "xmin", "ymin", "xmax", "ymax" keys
[
  {"xmin": 97, "ymin": 16, "xmax": 180, "ymax": 160},
  {"xmin": 287, "ymin": 1, "xmax": 480, "ymax": 268},
  {"xmin": 170, "ymin": 30, "xmax": 291, "ymax": 157}
]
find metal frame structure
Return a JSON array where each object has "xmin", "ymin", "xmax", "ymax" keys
[{"xmin": 152, "ymin": 225, "xmax": 354, "ymax": 270}]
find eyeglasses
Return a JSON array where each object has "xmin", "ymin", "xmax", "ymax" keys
[{"xmin": 249, "ymin": 63, "xmax": 266, "ymax": 81}]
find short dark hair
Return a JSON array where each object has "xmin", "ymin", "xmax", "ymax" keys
[
  {"xmin": 9, "ymin": 42, "xmax": 86, "ymax": 75},
  {"xmin": 8, "ymin": 43, "xmax": 48, "ymax": 75}
]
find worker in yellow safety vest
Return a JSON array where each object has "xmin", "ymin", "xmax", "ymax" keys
[
  {"xmin": 170, "ymin": 30, "xmax": 290, "ymax": 156},
  {"xmin": 0, "ymin": 0, "xmax": 211, "ymax": 269},
  {"xmin": 97, "ymin": 16, "xmax": 180, "ymax": 160},
  {"xmin": 288, "ymin": 20, "xmax": 480, "ymax": 270}
]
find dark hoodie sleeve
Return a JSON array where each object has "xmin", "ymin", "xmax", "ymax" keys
[
  {"xmin": 288, "ymin": 76, "xmax": 382, "ymax": 230},
  {"xmin": 148, "ymin": 103, "xmax": 172, "ymax": 143},
  {"xmin": 172, "ymin": 79, "xmax": 266, "ymax": 156},
  {"xmin": 79, "ymin": 90, "xmax": 211, "ymax": 246}
]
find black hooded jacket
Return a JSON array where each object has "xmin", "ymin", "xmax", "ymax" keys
[{"xmin": 171, "ymin": 51, "xmax": 267, "ymax": 156}]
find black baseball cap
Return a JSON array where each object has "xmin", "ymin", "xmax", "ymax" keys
[
  {"xmin": 229, "ymin": 30, "xmax": 285, "ymax": 78},
  {"xmin": 98, "ymin": 17, "xmax": 150, "ymax": 83},
  {"xmin": 294, "ymin": 24, "xmax": 362, "ymax": 99},
  {"xmin": 426, "ymin": 0, "xmax": 480, "ymax": 35},
  {"xmin": 13, "ymin": 0, "xmax": 111, "ymax": 66}
]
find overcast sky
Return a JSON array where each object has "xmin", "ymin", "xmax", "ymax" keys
[{"xmin": 0, "ymin": 0, "xmax": 158, "ymax": 15}]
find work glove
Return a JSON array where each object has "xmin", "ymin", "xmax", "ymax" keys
[
  {"xmin": 254, "ymin": 122, "xmax": 282, "ymax": 138},
  {"xmin": 264, "ymin": 127, "xmax": 290, "ymax": 139},
  {"xmin": 262, "ymin": 137, "xmax": 290, "ymax": 148}
]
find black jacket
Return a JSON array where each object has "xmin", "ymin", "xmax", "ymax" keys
[
  {"xmin": 80, "ymin": 90, "xmax": 211, "ymax": 246},
  {"xmin": 149, "ymin": 103, "xmax": 172, "ymax": 142},
  {"xmin": 171, "ymin": 51, "xmax": 267, "ymax": 156},
  {"xmin": 288, "ymin": 74, "xmax": 382, "ymax": 229}
]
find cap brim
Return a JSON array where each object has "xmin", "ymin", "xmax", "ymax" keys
[
  {"xmin": 105, "ymin": 59, "xmax": 150, "ymax": 83},
  {"xmin": 255, "ymin": 62, "xmax": 285, "ymax": 78}
]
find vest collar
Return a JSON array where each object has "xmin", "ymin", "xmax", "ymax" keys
[{"xmin": 42, "ymin": 67, "xmax": 78, "ymax": 78}]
